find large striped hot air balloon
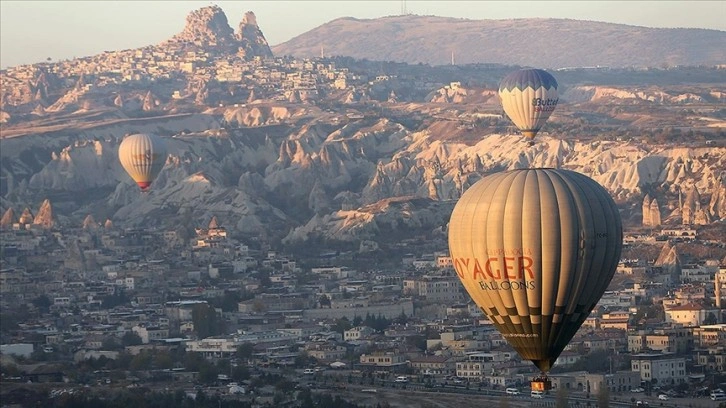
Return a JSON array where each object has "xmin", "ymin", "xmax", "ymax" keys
[
  {"xmin": 118, "ymin": 133, "xmax": 167, "ymax": 191},
  {"xmin": 498, "ymin": 68, "xmax": 559, "ymax": 142},
  {"xmin": 448, "ymin": 168, "xmax": 622, "ymax": 387}
]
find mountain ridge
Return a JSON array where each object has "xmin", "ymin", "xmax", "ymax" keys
[{"xmin": 272, "ymin": 15, "xmax": 726, "ymax": 68}]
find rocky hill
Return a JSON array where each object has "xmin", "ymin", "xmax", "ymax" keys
[{"xmin": 272, "ymin": 15, "xmax": 726, "ymax": 68}]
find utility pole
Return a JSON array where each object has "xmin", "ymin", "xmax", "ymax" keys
[{"xmin": 401, "ymin": 0, "xmax": 407, "ymax": 15}]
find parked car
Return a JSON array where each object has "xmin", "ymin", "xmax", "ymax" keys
[
  {"xmin": 658, "ymin": 394, "xmax": 669, "ymax": 400},
  {"xmin": 505, "ymin": 388, "xmax": 520, "ymax": 395}
]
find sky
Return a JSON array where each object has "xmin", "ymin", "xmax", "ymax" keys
[{"xmin": 1, "ymin": 1, "xmax": 725, "ymax": 69}]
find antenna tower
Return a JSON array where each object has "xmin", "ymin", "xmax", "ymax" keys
[{"xmin": 401, "ymin": 0, "xmax": 407, "ymax": 15}]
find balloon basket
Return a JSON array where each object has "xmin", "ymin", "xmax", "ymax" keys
[{"xmin": 531, "ymin": 376, "xmax": 551, "ymax": 392}]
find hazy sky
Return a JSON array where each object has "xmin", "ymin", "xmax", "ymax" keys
[{"xmin": 1, "ymin": 1, "xmax": 724, "ymax": 69}]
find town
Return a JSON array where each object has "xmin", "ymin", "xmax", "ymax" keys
[{"xmin": 0, "ymin": 198, "xmax": 724, "ymax": 407}]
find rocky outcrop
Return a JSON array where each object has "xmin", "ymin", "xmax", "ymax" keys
[
  {"xmin": 18, "ymin": 207, "xmax": 34, "ymax": 225},
  {"xmin": 82, "ymin": 214, "xmax": 99, "ymax": 230},
  {"xmin": 0, "ymin": 207, "xmax": 15, "ymax": 228},
  {"xmin": 642, "ymin": 194, "xmax": 662, "ymax": 227},
  {"xmin": 236, "ymin": 12, "xmax": 273, "ymax": 59},
  {"xmin": 33, "ymin": 199, "xmax": 54, "ymax": 229},
  {"xmin": 168, "ymin": 5, "xmax": 236, "ymax": 47},
  {"xmin": 164, "ymin": 6, "xmax": 272, "ymax": 60}
]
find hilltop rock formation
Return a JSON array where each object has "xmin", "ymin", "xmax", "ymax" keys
[
  {"xmin": 237, "ymin": 12, "xmax": 273, "ymax": 59},
  {"xmin": 164, "ymin": 6, "xmax": 272, "ymax": 60},
  {"xmin": 168, "ymin": 5, "xmax": 236, "ymax": 46}
]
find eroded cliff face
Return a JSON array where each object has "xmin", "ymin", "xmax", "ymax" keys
[{"xmin": 2, "ymin": 99, "xmax": 724, "ymax": 244}]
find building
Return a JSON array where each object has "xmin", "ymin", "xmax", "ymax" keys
[
  {"xmin": 359, "ymin": 351, "xmax": 408, "ymax": 369},
  {"xmin": 630, "ymin": 353, "xmax": 687, "ymax": 385},
  {"xmin": 408, "ymin": 355, "xmax": 455, "ymax": 377},
  {"xmin": 402, "ymin": 275, "xmax": 466, "ymax": 303},
  {"xmin": 583, "ymin": 371, "xmax": 641, "ymax": 394},
  {"xmin": 344, "ymin": 326, "xmax": 375, "ymax": 341},
  {"xmin": 665, "ymin": 303, "xmax": 716, "ymax": 326}
]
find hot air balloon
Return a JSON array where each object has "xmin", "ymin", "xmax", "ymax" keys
[
  {"xmin": 448, "ymin": 168, "xmax": 622, "ymax": 390},
  {"xmin": 118, "ymin": 133, "xmax": 167, "ymax": 191},
  {"xmin": 498, "ymin": 68, "xmax": 559, "ymax": 144}
]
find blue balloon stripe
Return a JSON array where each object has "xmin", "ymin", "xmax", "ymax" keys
[{"xmin": 499, "ymin": 69, "xmax": 558, "ymax": 93}]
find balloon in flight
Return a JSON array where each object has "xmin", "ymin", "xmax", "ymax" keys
[
  {"xmin": 118, "ymin": 133, "xmax": 167, "ymax": 191},
  {"xmin": 448, "ymin": 168, "xmax": 622, "ymax": 372},
  {"xmin": 498, "ymin": 68, "xmax": 559, "ymax": 141}
]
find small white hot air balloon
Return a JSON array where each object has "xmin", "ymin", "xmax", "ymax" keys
[
  {"xmin": 498, "ymin": 68, "xmax": 559, "ymax": 142},
  {"xmin": 118, "ymin": 133, "xmax": 167, "ymax": 191}
]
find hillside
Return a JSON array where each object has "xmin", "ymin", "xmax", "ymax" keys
[{"xmin": 272, "ymin": 15, "xmax": 726, "ymax": 68}]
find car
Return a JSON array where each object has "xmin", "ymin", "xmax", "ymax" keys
[
  {"xmin": 631, "ymin": 387, "xmax": 644, "ymax": 393},
  {"xmin": 303, "ymin": 368, "xmax": 315, "ymax": 375},
  {"xmin": 658, "ymin": 394, "xmax": 669, "ymax": 400},
  {"xmin": 394, "ymin": 376, "xmax": 409, "ymax": 383},
  {"xmin": 531, "ymin": 390, "xmax": 544, "ymax": 399},
  {"xmin": 505, "ymin": 388, "xmax": 520, "ymax": 395}
]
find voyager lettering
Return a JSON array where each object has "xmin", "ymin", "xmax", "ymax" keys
[{"xmin": 455, "ymin": 256, "xmax": 534, "ymax": 280}]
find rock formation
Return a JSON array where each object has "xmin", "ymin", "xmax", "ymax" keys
[
  {"xmin": 18, "ymin": 207, "xmax": 34, "ymax": 225},
  {"xmin": 0, "ymin": 207, "xmax": 15, "ymax": 229},
  {"xmin": 236, "ymin": 11, "xmax": 273, "ymax": 60},
  {"xmin": 642, "ymin": 194, "xmax": 661, "ymax": 227},
  {"xmin": 682, "ymin": 187, "xmax": 711, "ymax": 225},
  {"xmin": 33, "ymin": 198, "xmax": 55, "ymax": 229},
  {"xmin": 168, "ymin": 5, "xmax": 236, "ymax": 47},
  {"xmin": 82, "ymin": 214, "xmax": 99, "ymax": 230},
  {"xmin": 164, "ymin": 6, "xmax": 273, "ymax": 61}
]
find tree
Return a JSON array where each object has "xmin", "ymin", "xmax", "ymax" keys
[
  {"xmin": 319, "ymin": 294, "xmax": 331, "ymax": 308},
  {"xmin": 32, "ymin": 295, "xmax": 52, "ymax": 313},
  {"xmin": 122, "ymin": 331, "xmax": 143, "ymax": 347},
  {"xmin": 704, "ymin": 312, "xmax": 717, "ymax": 325},
  {"xmin": 556, "ymin": 386, "xmax": 569, "ymax": 408},
  {"xmin": 192, "ymin": 303, "xmax": 222, "ymax": 339},
  {"xmin": 331, "ymin": 317, "xmax": 352, "ymax": 335},
  {"xmin": 237, "ymin": 342, "xmax": 255, "ymax": 361},
  {"xmin": 597, "ymin": 385, "xmax": 610, "ymax": 408}
]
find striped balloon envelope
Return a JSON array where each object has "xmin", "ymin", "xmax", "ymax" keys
[
  {"xmin": 448, "ymin": 168, "xmax": 622, "ymax": 373},
  {"xmin": 118, "ymin": 133, "xmax": 167, "ymax": 191},
  {"xmin": 498, "ymin": 69, "xmax": 559, "ymax": 141}
]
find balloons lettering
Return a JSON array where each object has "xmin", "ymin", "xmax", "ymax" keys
[{"xmin": 448, "ymin": 168, "xmax": 622, "ymax": 373}]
